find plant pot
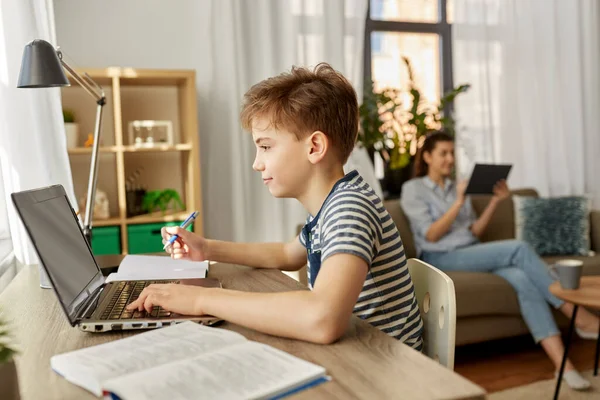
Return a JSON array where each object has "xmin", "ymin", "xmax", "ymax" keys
[
  {"xmin": 0, "ymin": 359, "xmax": 21, "ymax": 400},
  {"xmin": 379, "ymin": 160, "xmax": 414, "ymax": 199},
  {"xmin": 64, "ymin": 122, "xmax": 79, "ymax": 149}
]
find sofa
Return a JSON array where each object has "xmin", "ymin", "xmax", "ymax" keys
[{"xmin": 384, "ymin": 189, "xmax": 600, "ymax": 346}]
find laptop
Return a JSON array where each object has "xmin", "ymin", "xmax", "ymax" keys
[{"xmin": 11, "ymin": 184, "xmax": 222, "ymax": 332}]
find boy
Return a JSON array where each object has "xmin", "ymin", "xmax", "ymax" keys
[{"xmin": 127, "ymin": 63, "xmax": 423, "ymax": 349}]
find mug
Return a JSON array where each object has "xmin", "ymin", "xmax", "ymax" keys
[{"xmin": 549, "ymin": 259, "xmax": 583, "ymax": 290}]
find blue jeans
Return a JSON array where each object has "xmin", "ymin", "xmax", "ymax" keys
[{"xmin": 421, "ymin": 239, "xmax": 564, "ymax": 343}]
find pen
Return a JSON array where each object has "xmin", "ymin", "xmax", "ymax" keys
[{"xmin": 163, "ymin": 211, "xmax": 199, "ymax": 250}]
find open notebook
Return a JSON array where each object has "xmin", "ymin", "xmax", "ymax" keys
[
  {"xmin": 105, "ymin": 255, "xmax": 209, "ymax": 283},
  {"xmin": 51, "ymin": 322, "xmax": 329, "ymax": 400}
]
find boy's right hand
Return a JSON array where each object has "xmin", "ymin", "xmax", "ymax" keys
[{"xmin": 161, "ymin": 227, "xmax": 209, "ymax": 261}]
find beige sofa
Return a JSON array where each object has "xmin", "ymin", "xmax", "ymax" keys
[{"xmin": 385, "ymin": 189, "xmax": 600, "ymax": 346}]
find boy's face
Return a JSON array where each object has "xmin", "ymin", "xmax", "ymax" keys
[{"xmin": 251, "ymin": 118, "xmax": 310, "ymax": 198}]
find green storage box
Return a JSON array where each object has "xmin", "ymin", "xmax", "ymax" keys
[
  {"xmin": 127, "ymin": 221, "xmax": 193, "ymax": 254},
  {"xmin": 91, "ymin": 226, "xmax": 121, "ymax": 255}
]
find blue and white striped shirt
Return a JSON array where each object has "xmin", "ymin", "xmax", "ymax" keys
[{"xmin": 299, "ymin": 170, "xmax": 423, "ymax": 350}]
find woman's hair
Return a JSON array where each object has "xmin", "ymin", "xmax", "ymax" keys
[{"xmin": 413, "ymin": 131, "xmax": 454, "ymax": 177}]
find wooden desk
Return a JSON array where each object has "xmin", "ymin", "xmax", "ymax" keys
[
  {"xmin": 0, "ymin": 264, "xmax": 486, "ymax": 400},
  {"xmin": 549, "ymin": 276, "xmax": 600, "ymax": 400}
]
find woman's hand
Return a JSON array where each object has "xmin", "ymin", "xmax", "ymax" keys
[
  {"xmin": 492, "ymin": 179, "xmax": 510, "ymax": 202},
  {"xmin": 126, "ymin": 283, "xmax": 207, "ymax": 315},
  {"xmin": 455, "ymin": 180, "xmax": 468, "ymax": 205},
  {"xmin": 162, "ymin": 226, "xmax": 209, "ymax": 261}
]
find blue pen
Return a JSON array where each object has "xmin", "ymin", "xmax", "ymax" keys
[{"xmin": 163, "ymin": 211, "xmax": 199, "ymax": 250}]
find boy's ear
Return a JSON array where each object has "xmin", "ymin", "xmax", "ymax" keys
[{"xmin": 305, "ymin": 131, "xmax": 329, "ymax": 164}]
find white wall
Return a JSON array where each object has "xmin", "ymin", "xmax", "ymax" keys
[{"xmin": 54, "ymin": 0, "xmax": 239, "ymax": 240}]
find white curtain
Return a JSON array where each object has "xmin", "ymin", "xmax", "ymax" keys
[
  {"xmin": 0, "ymin": 0, "xmax": 77, "ymax": 267},
  {"xmin": 452, "ymin": 0, "xmax": 600, "ymax": 206},
  {"xmin": 205, "ymin": 0, "xmax": 373, "ymax": 243}
]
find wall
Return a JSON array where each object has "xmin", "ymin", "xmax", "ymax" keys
[{"xmin": 54, "ymin": 0, "xmax": 237, "ymax": 240}]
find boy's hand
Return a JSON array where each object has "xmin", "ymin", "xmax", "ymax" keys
[
  {"xmin": 126, "ymin": 283, "xmax": 206, "ymax": 315},
  {"xmin": 162, "ymin": 226, "xmax": 209, "ymax": 261}
]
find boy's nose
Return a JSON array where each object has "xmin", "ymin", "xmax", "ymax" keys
[{"xmin": 252, "ymin": 157, "xmax": 264, "ymax": 171}]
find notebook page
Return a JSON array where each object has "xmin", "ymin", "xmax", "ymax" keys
[
  {"xmin": 105, "ymin": 255, "xmax": 208, "ymax": 282},
  {"xmin": 104, "ymin": 341, "xmax": 327, "ymax": 400},
  {"xmin": 50, "ymin": 322, "xmax": 246, "ymax": 396}
]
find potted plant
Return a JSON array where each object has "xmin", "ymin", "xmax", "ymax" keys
[
  {"xmin": 358, "ymin": 57, "xmax": 470, "ymax": 197},
  {"xmin": 141, "ymin": 189, "xmax": 185, "ymax": 215},
  {"xmin": 0, "ymin": 312, "xmax": 19, "ymax": 400},
  {"xmin": 63, "ymin": 108, "xmax": 79, "ymax": 149}
]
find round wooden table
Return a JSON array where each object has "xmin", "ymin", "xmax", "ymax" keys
[{"xmin": 549, "ymin": 276, "xmax": 600, "ymax": 400}]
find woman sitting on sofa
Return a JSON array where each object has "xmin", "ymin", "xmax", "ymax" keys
[{"xmin": 401, "ymin": 131, "xmax": 599, "ymax": 390}]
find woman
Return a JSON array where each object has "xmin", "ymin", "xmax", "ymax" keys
[{"xmin": 401, "ymin": 131, "xmax": 599, "ymax": 390}]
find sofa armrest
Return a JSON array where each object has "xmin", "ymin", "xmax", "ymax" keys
[{"xmin": 590, "ymin": 210, "xmax": 600, "ymax": 252}]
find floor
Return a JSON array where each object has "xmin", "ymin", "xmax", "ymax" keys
[{"xmin": 454, "ymin": 334, "xmax": 598, "ymax": 393}]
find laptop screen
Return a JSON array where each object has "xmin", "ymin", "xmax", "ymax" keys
[{"xmin": 12, "ymin": 185, "xmax": 104, "ymax": 324}]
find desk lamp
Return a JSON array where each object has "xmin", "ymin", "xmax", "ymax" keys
[{"xmin": 17, "ymin": 39, "xmax": 105, "ymax": 246}]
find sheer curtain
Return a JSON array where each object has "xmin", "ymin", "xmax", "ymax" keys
[
  {"xmin": 452, "ymin": 0, "xmax": 600, "ymax": 206},
  {"xmin": 205, "ymin": 0, "xmax": 372, "ymax": 243},
  {"xmin": 0, "ymin": 0, "xmax": 77, "ymax": 272}
]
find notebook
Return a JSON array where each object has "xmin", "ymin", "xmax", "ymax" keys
[
  {"xmin": 105, "ymin": 255, "xmax": 209, "ymax": 283},
  {"xmin": 50, "ymin": 322, "xmax": 329, "ymax": 400}
]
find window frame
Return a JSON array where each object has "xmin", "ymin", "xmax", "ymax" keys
[{"xmin": 363, "ymin": 0, "xmax": 454, "ymax": 103}]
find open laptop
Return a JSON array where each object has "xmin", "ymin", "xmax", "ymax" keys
[{"xmin": 11, "ymin": 184, "xmax": 221, "ymax": 333}]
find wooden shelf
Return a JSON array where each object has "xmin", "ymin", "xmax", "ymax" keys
[
  {"xmin": 92, "ymin": 217, "xmax": 123, "ymax": 227},
  {"xmin": 63, "ymin": 67, "xmax": 203, "ymax": 255},
  {"xmin": 126, "ymin": 211, "xmax": 192, "ymax": 225},
  {"xmin": 67, "ymin": 146, "xmax": 120, "ymax": 154},
  {"xmin": 122, "ymin": 143, "xmax": 192, "ymax": 152}
]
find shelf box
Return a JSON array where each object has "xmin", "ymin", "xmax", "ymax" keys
[
  {"xmin": 127, "ymin": 221, "xmax": 193, "ymax": 254},
  {"xmin": 91, "ymin": 226, "xmax": 121, "ymax": 255}
]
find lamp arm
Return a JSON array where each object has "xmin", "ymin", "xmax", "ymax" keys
[
  {"xmin": 58, "ymin": 55, "xmax": 104, "ymax": 102},
  {"xmin": 57, "ymin": 52, "xmax": 107, "ymax": 244}
]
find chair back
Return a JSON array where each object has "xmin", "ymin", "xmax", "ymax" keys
[{"xmin": 407, "ymin": 258, "xmax": 457, "ymax": 369}]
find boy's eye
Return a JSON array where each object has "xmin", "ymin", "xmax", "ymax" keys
[{"xmin": 260, "ymin": 146, "xmax": 270, "ymax": 151}]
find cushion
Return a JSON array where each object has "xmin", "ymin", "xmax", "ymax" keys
[{"xmin": 513, "ymin": 195, "xmax": 591, "ymax": 256}]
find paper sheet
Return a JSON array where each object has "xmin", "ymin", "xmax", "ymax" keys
[{"xmin": 105, "ymin": 255, "xmax": 208, "ymax": 283}]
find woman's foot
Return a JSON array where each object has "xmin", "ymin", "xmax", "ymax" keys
[
  {"xmin": 556, "ymin": 369, "xmax": 591, "ymax": 391},
  {"xmin": 576, "ymin": 327, "xmax": 599, "ymax": 340}
]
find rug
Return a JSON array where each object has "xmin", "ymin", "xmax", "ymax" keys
[{"xmin": 489, "ymin": 370, "xmax": 600, "ymax": 400}]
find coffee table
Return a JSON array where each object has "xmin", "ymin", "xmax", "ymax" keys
[{"xmin": 550, "ymin": 276, "xmax": 600, "ymax": 400}]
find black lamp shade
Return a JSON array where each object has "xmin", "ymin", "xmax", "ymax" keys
[{"xmin": 17, "ymin": 39, "xmax": 70, "ymax": 88}]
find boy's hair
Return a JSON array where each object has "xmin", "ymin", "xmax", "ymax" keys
[{"xmin": 240, "ymin": 63, "xmax": 358, "ymax": 163}]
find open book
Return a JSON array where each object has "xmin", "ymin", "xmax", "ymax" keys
[
  {"xmin": 105, "ymin": 255, "xmax": 209, "ymax": 283},
  {"xmin": 51, "ymin": 322, "xmax": 329, "ymax": 400}
]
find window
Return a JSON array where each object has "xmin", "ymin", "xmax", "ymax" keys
[{"xmin": 365, "ymin": 0, "xmax": 453, "ymax": 106}]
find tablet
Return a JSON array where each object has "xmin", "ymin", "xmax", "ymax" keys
[{"xmin": 464, "ymin": 163, "xmax": 512, "ymax": 195}]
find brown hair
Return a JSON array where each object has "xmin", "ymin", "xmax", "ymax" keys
[
  {"xmin": 240, "ymin": 63, "xmax": 358, "ymax": 163},
  {"xmin": 413, "ymin": 131, "xmax": 454, "ymax": 177}
]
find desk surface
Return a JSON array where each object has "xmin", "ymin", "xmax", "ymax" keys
[
  {"xmin": 0, "ymin": 263, "xmax": 486, "ymax": 400},
  {"xmin": 550, "ymin": 276, "xmax": 600, "ymax": 309}
]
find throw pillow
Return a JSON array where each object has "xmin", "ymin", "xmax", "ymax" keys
[{"xmin": 513, "ymin": 195, "xmax": 590, "ymax": 256}]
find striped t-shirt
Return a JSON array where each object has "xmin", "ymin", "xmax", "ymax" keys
[{"xmin": 299, "ymin": 170, "xmax": 423, "ymax": 350}]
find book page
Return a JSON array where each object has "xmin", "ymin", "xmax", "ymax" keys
[
  {"xmin": 105, "ymin": 255, "xmax": 208, "ymax": 282},
  {"xmin": 104, "ymin": 341, "xmax": 327, "ymax": 400},
  {"xmin": 50, "ymin": 322, "xmax": 246, "ymax": 396}
]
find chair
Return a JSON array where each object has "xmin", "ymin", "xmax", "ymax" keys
[{"xmin": 407, "ymin": 258, "xmax": 457, "ymax": 370}]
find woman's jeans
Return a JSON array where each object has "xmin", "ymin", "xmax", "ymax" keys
[{"xmin": 421, "ymin": 239, "xmax": 564, "ymax": 343}]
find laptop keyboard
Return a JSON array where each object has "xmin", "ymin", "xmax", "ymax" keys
[{"xmin": 100, "ymin": 280, "xmax": 180, "ymax": 320}]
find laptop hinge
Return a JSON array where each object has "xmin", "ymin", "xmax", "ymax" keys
[{"xmin": 75, "ymin": 284, "xmax": 106, "ymax": 321}]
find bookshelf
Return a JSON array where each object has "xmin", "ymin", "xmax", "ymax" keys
[{"xmin": 62, "ymin": 67, "xmax": 203, "ymax": 255}]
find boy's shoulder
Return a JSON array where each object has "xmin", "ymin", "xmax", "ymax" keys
[{"xmin": 320, "ymin": 175, "xmax": 383, "ymax": 221}]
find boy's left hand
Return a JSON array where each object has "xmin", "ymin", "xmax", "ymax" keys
[{"xmin": 126, "ymin": 284, "xmax": 206, "ymax": 316}]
